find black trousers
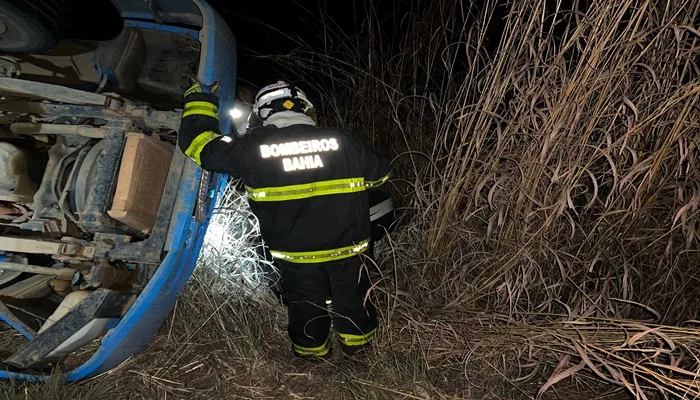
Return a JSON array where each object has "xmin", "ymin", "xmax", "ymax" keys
[{"xmin": 278, "ymin": 255, "xmax": 377, "ymax": 356}]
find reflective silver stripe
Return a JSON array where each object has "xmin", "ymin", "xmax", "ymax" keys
[{"xmin": 370, "ymin": 198, "xmax": 394, "ymax": 222}]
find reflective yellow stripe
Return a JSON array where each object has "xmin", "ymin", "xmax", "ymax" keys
[
  {"xmin": 365, "ymin": 173, "xmax": 390, "ymax": 189},
  {"xmin": 185, "ymin": 82, "xmax": 220, "ymax": 97},
  {"xmin": 337, "ymin": 328, "xmax": 376, "ymax": 346},
  {"xmin": 184, "ymin": 130, "xmax": 220, "ymax": 165},
  {"xmin": 293, "ymin": 337, "xmax": 330, "ymax": 356},
  {"xmin": 246, "ymin": 177, "xmax": 365, "ymax": 202},
  {"xmin": 270, "ymin": 240, "xmax": 369, "ymax": 264},
  {"xmin": 183, "ymin": 109, "xmax": 218, "ymax": 119},
  {"xmin": 184, "ymin": 84, "xmax": 203, "ymax": 96},
  {"xmin": 183, "ymin": 102, "xmax": 219, "ymax": 119},
  {"xmin": 185, "ymin": 101, "xmax": 218, "ymax": 112}
]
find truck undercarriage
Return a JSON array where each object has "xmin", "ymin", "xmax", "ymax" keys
[{"xmin": 0, "ymin": 1, "xmax": 235, "ymax": 376}]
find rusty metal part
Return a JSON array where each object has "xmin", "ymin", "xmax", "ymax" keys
[{"xmin": 81, "ymin": 260, "xmax": 137, "ymax": 290}]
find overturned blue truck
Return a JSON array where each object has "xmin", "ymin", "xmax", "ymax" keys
[{"xmin": 0, "ymin": 0, "xmax": 235, "ymax": 381}]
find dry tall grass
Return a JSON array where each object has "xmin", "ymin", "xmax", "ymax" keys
[
  {"xmin": 3, "ymin": 0, "xmax": 700, "ymax": 398},
  {"xmin": 266, "ymin": 0, "xmax": 700, "ymax": 397}
]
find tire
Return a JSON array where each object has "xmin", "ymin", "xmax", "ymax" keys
[{"xmin": 0, "ymin": 0, "xmax": 77, "ymax": 53}]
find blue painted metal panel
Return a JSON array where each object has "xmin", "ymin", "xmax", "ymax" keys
[
  {"xmin": 0, "ymin": 314, "xmax": 34, "ymax": 341},
  {"xmin": 0, "ymin": 0, "xmax": 236, "ymax": 382},
  {"xmin": 124, "ymin": 20, "xmax": 199, "ymax": 39},
  {"xmin": 0, "ymin": 370, "xmax": 42, "ymax": 382},
  {"xmin": 111, "ymin": 0, "xmax": 203, "ymax": 27}
]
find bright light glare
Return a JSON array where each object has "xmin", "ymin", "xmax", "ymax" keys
[
  {"xmin": 196, "ymin": 183, "xmax": 278, "ymax": 296},
  {"xmin": 230, "ymin": 108, "xmax": 243, "ymax": 119}
]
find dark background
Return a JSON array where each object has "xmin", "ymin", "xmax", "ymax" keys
[
  {"xmin": 207, "ymin": 0, "xmax": 517, "ymax": 91},
  {"xmin": 69, "ymin": 0, "xmax": 500, "ymax": 94},
  {"xmin": 207, "ymin": 0, "xmax": 408, "ymax": 88},
  {"xmin": 69, "ymin": 0, "xmax": 382, "ymax": 87},
  {"xmin": 69, "ymin": 0, "xmax": 582, "ymax": 94}
]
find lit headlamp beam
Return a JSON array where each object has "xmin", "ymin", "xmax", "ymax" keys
[{"xmin": 230, "ymin": 107, "xmax": 243, "ymax": 119}]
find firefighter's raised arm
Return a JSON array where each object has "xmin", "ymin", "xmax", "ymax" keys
[{"xmin": 178, "ymin": 79, "xmax": 243, "ymax": 175}]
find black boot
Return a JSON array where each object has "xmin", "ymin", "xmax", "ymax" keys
[{"xmin": 340, "ymin": 343, "xmax": 372, "ymax": 358}]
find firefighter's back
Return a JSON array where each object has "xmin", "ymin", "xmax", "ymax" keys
[{"xmin": 240, "ymin": 124, "xmax": 371, "ymax": 258}]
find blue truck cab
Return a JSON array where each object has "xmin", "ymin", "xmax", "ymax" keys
[{"xmin": 0, "ymin": 0, "xmax": 234, "ymax": 381}]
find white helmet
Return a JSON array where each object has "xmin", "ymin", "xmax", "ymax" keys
[{"xmin": 252, "ymin": 80, "xmax": 315, "ymax": 123}]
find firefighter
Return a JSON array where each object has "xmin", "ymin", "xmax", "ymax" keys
[{"xmin": 178, "ymin": 79, "xmax": 391, "ymax": 358}]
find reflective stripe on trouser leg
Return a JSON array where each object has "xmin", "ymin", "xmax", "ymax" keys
[
  {"xmin": 293, "ymin": 336, "xmax": 331, "ymax": 356},
  {"xmin": 278, "ymin": 260, "xmax": 332, "ymax": 355},
  {"xmin": 269, "ymin": 240, "xmax": 369, "ymax": 264},
  {"xmin": 326, "ymin": 256, "xmax": 378, "ymax": 346},
  {"xmin": 337, "ymin": 328, "xmax": 376, "ymax": 346}
]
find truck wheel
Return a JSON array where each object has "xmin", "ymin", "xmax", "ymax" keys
[{"xmin": 0, "ymin": 0, "xmax": 76, "ymax": 53}]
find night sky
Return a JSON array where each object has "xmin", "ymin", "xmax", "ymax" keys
[
  {"xmin": 207, "ymin": 0, "xmax": 511, "ymax": 95},
  {"xmin": 69, "ymin": 0, "xmax": 458, "ymax": 94},
  {"xmin": 208, "ymin": 0, "xmax": 400, "ymax": 89},
  {"xmin": 69, "ymin": 0, "xmax": 487, "ymax": 97}
]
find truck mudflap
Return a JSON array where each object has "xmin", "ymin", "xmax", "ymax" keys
[{"xmin": 0, "ymin": 0, "xmax": 236, "ymax": 381}]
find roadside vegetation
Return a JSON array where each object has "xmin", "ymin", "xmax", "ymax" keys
[{"xmin": 4, "ymin": 0, "xmax": 700, "ymax": 398}]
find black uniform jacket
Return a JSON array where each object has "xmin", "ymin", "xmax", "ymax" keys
[{"xmin": 178, "ymin": 91, "xmax": 391, "ymax": 264}]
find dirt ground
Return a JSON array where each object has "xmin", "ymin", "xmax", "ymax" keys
[
  {"xmin": 0, "ymin": 289, "xmax": 469, "ymax": 400},
  {"xmin": 0, "ymin": 278, "xmax": 635, "ymax": 400}
]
